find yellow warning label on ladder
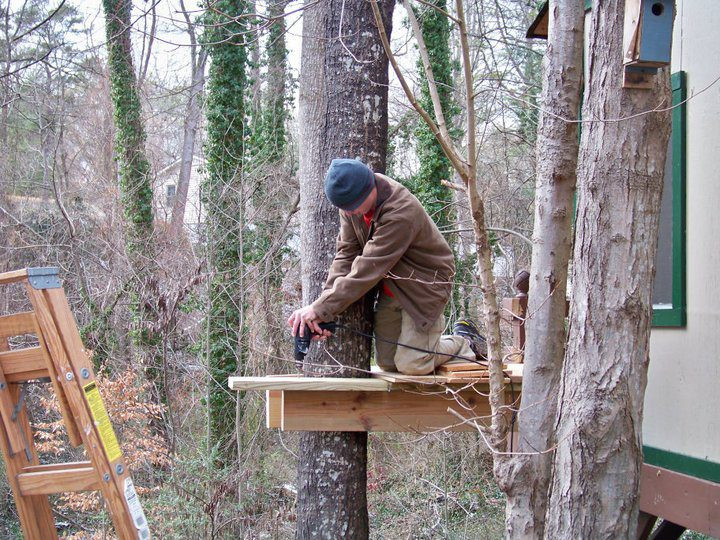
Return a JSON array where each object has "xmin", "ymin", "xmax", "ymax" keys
[{"xmin": 83, "ymin": 381, "xmax": 122, "ymax": 462}]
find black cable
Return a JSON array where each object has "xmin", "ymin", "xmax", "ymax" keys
[
  {"xmin": 317, "ymin": 322, "xmax": 518, "ymax": 442},
  {"xmin": 331, "ymin": 322, "xmax": 488, "ymax": 366},
  {"xmin": 339, "ymin": 321, "xmax": 519, "ymax": 447}
]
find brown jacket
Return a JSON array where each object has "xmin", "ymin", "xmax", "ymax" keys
[{"xmin": 312, "ymin": 174, "xmax": 455, "ymax": 331}]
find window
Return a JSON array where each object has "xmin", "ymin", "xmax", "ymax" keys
[
  {"xmin": 652, "ymin": 71, "xmax": 686, "ymax": 327},
  {"xmin": 166, "ymin": 184, "xmax": 177, "ymax": 208}
]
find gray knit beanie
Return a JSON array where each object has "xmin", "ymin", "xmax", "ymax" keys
[{"xmin": 324, "ymin": 158, "xmax": 375, "ymax": 211}]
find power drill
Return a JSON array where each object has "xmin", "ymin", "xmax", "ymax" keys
[{"xmin": 294, "ymin": 321, "xmax": 338, "ymax": 363}]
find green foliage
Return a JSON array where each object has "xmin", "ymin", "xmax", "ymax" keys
[
  {"xmin": 413, "ymin": 0, "xmax": 458, "ymax": 231},
  {"xmin": 102, "ymin": 0, "xmax": 154, "ymax": 256},
  {"xmin": 202, "ymin": 0, "xmax": 250, "ymax": 465},
  {"xmin": 250, "ymin": 0, "xmax": 291, "ymax": 163}
]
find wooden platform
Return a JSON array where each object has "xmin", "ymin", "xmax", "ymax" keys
[{"xmin": 229, "ymin": 364, "xmax": 522, "ymax": 433}]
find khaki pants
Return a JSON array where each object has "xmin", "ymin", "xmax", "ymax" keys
[{"xmin": 374, "ymin": 293, "xmax": 474, "ymax": 375}]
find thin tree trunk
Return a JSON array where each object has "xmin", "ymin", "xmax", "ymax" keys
[
  {"xmin": 544, "ymin": 2, "xmax": 672, "ymax": 537},
  {"xmin": 502, "ymin": 2, "xmax": 584, "ymax": 538},
  {"xmin": 170, "ymin": 47, "xmax": 207, "ymax": 235},
  {"xmin": 295, "ymin": 0, "xmax": 393, "ymax": 537}
]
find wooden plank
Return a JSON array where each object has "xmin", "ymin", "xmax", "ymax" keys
[
  {"xmin": 0, "ymin": 268, "xmax": 28, "ymax": 286},
  {"xmin": 266, "ymin": 391, "xmax": 281, "ymax": 428},
  {"xmin": 639, "ymin": 464, "xmax": 720, "ymax": 538},
  {"xmin": 28, "ymin": 286, "xmax": 147, "ymax": 539},
  {"xmin": 445, "ymin": 370, "xmax": 489, "ymax": 379},
  {"xmin": 0, "ymin": 347, "xmax": 49, "ymax": 382},
  {"xmin": 437, "ymin": 360, "xmax": 486, "ymax": 373},
  {"xmin": 281, "ymin": 389, "xmax": 494, "ymax": 432},
  {"xmin": 18, "ymin": 466, "xmax": 101, "ymax": 496},
  {"xmin": 22, "ymin": 461, "xmax": 92, "ymax": 473},
  {"xmin": 0, "ymin": 312, "xmax": 37, "ymax": 339},
  {"xmin": 370, "ymin": 366, "xmax": 455, "ymax": 385},
  {"xmin": 229, "ymin": 375, "xmax": 391, "ymax": 392}
]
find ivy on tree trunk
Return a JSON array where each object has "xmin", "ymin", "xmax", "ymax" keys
[
  {"xmin": 102, "ymin": 0, "xmax": 154, "ymax": 256},
  {"xmin": 412, "ymin": 0, "xmax": 457, "ymax": 231},
  {"xmin": 202, "ymin": 0, "xmax": 248, "ymax": 465},
  {"xmin": 102, "ymin": 0, "xmax": 164, "ymax": 403}
]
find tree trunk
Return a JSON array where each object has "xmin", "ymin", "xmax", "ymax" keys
[
  {"xmin": 544, "ymin": 2, "xmax": 672, "ymax": 537},
  {"xmin": 503, "ymin": 2, "xmax": 584, "ymax": 538},
  {"xmin": 103, "ymin": 0, "xmax": 164, "ymax": 405},
  {"xmin": 102, "ymin": 0, "xmax": 155, "ymax": 259},
  {"xmin": 170, "ymin": 47, "xmax": 207, "ymax": 235},
  {"xmin": 295, "ymin": 0, "xmax": 393, "ymax": 537},
  {"xmin": 203, "ymin": 0, "xmax": 248, "ymax": 466}
]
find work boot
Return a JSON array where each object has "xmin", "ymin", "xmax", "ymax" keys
[{"xmin": 453, "ymin": 319, "xmax": 488, "ymax": 360}]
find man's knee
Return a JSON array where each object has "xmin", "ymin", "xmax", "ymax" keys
[{"xmin": 394, "ymin": 355, "xmax": 434, "ymax": 375}]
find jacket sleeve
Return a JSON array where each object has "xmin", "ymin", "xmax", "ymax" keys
[
  {"xmin": 322, "ymin": 211, "xmax": 362, "ymax": 293},
  {"xmin": 312, "ymin": 213, "xmax": 417, "ymax": 321}
]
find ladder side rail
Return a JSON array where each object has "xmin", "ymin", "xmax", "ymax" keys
[
  {"xmin": 0, "ymin": 362, "xmax": 25, "ymax": 454},
  {"xmin": 0, "ymin": 336, "xmax": 58, "ymax": 539},
  {"xmin": 31, "ymin": 312, "xmax": 83, "ymax": 447},
  {"xmin": 26, "ymin": 285, "xmax": 146, "ymax": 540}
]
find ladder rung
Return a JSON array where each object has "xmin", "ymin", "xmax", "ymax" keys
[
  {"xmin": 0, "ymin": 312, "xmax": 37, "ymax": 340},
  {"xmin": 22, "ymin": 460, "xmax": 93, "ymax": 474},
  {"xmin": 18, "ymin": 465, "xmax": 101, "ymax": 496},
  {"xmin": 0, "ymin": 347, "xmax": 49, "ymax": 382},
  {"xmin": 0, "ymin": 269, "xmax": 28, "ymax": 286}
]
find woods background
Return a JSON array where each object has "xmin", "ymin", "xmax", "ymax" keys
[{"xmin": 0, "ymin": 0, "xmax": 682, "ymax": 538}]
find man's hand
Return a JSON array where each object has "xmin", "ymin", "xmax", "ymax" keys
[{"xmin": 287, "ymin": 305, "xmax": 333, "ymax": 339}]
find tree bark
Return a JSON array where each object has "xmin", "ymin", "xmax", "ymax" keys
[
  {"xmin": 502, "ymin": 2, "xmax": 584, "ymax": 538},
  {"xmin": 170, "ymin": 46, "xmax": 206, "ymax": 235},
  {"xmin": 544, "ymin": 2, "xmax": 672, "ymax": 537},
  {"xmin": 102, "ymin": 0, "xmax": 155, "ymax": 258},
  {"xmin": 295, "ymin": 0, "xmax": 393, "ymax": 537}
]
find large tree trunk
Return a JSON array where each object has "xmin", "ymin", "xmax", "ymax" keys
[
  {"xmin": 503, "ymin": 2, "xmax": 584, "ymax": 538},
  {"xmin": 295, "ymin": 0, "xmax": 393, "ymax": 537},
  {"xmin": 544, "ymin": 2, "xmax": 672, "ymax": 537}
]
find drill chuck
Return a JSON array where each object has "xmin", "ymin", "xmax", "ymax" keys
[{"xmin": 294, "ymin": 321, "xmax": 337, "ymax": 362}]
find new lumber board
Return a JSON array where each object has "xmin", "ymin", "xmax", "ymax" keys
[
  {"xmin": 229, "ymin": 376, "xmax": 391, "ymax": 392},
  {"xmin": 266, "ymin": 391, "xmax": 282, "ymax": 428},
  {"xmin": 436, "ymin": 360, "xmax": 487, "ymax": 373},
  {"xmin": 281, "ymin": 389, "xmax": 494, "ymax": 432}
]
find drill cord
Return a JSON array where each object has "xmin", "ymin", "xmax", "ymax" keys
[
  {"xmin": 331, "ymin": 322, "xmax": 487, "ymax": 367},
  {"xmin": 315, "ymin": 322, "xmax": 518, "ymax": 446}
]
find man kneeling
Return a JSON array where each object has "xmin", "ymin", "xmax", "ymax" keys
[{"xmin": 288, "ymin": 158, "xmax": 485, "ymax": 375}]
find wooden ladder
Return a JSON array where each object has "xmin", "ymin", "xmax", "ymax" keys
[{"xmin": 0, "ymin": 267, "xmax": 150, "ymax": 539}]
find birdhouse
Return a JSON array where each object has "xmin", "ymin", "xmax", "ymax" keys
[{"xmin": 624, "ymin": 0, "xmax": 675, "ymax": 68}]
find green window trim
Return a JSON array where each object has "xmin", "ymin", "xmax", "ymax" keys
[
  {"xmin": 644, "ymin": 445, "xmax": 720, "ymax": 484},
  {"xmin": 652, "ymin": 71, "xmax": 686, "ymax": 327}
]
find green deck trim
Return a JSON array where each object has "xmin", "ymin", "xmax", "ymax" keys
[
  {"xmin": 652, "ymin": 71, "xmax": 686, "ymax": 327},
  {"xmin": 644, "ymin": 445, "xmax": 720, "ymax": 484}
]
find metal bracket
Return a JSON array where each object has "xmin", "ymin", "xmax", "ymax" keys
[{"xmin": 27, "ymin": 267, "xmax": 61, "ymax": 290}]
